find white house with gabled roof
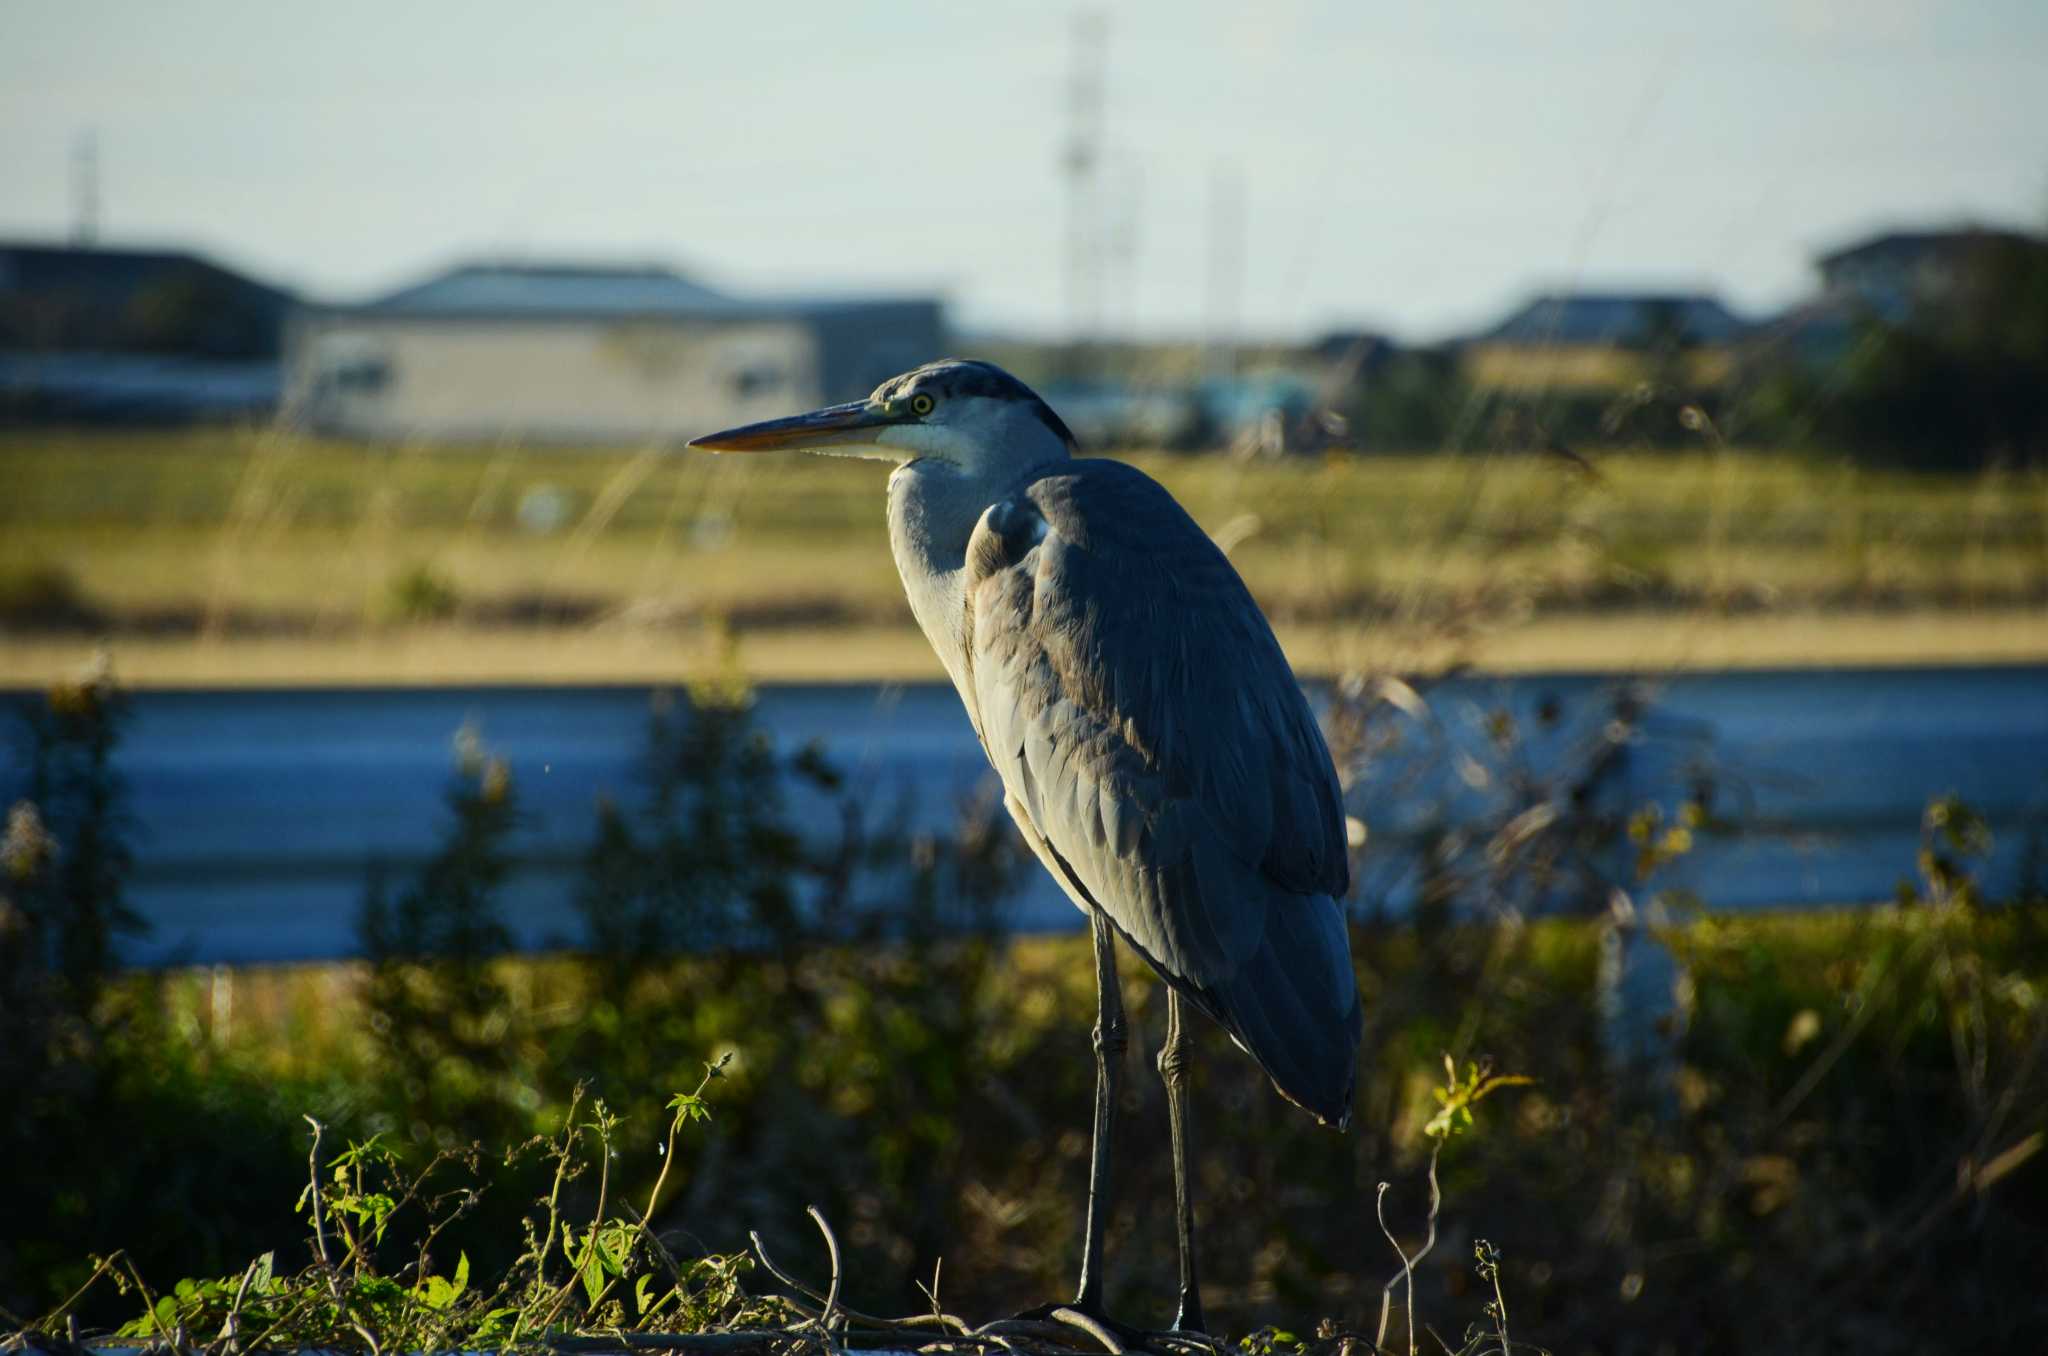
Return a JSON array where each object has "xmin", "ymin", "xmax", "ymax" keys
[{"xmin": 284, "ymin": 260, "xmax": 942, "ymax": 445}]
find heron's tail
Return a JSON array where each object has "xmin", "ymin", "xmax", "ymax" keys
[{"xmin": 1203, "ymin": 891, "xmax": 1363, "ymax": 1128}]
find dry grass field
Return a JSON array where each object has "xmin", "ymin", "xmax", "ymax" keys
[{"xmin": 5, "ymin": 427, "xmax": 2046, "ymax": 683}]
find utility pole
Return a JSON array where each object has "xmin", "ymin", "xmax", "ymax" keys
[
  {"xmin": 1206, "ymin": 160, "xmax": 1244, "ymax": 380},
  {"xmin": 1105, "ymin": 153, "xmax": 1143, "ymax": 368},
  {"xmin": 1061, "ymin": 8, "xmax": 1106, "ymax": 380}
]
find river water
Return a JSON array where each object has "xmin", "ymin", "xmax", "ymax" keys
[{"xmin": 7, "ymin": 667, "xmax": 2042, "ymax": 967}]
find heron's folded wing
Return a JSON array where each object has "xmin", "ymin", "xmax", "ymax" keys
[{"xmin": 962, "ymin": 459, "xmax": 1350, "ymax": 992}]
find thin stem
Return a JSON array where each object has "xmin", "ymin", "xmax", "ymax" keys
[
  {"xmin": 641, "ymin": 1057, "xmax": 728, "ymax": 1263},
  {"xmin": 1374, "ymin": 1143, "xmax": 1443, "ymax": 1356},
  {"xmin": 31, "ymin": 1251, "xmax": 123, "ymax": 1335},
  {"xmin": 807, "ymin": 1205, "xmax": 843, "ymax": 1348},
  {"xmin": 302, "ymin": 1117, "xmax": 334, "ymax": 1278}
]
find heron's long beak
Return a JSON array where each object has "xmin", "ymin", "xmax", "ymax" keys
[{"xmin": 687, "ymin": 400, "xmax": 895, "ymax": 454}]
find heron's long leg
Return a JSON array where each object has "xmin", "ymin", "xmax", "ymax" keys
[
  {"xmin": 1159, "ymin": 987, "xmax": 1206, "ymax": 1333},
  {"xmin": 1074, "ymin": 908, "xmax": 1127, "ymax": 1313}
]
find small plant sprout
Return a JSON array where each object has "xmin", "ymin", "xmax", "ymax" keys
[
  {"xmin": 643, "ymin": 1051, "xmax": 736, "ymax": 1233},
  {"xmin": 1378, "ymin": 1056, "xmax": 1534, "ymax": 1356},
  {"xmin": 24, "ymin": 1055, "xmax": 784, "ymax": 1354},
  {"xmin": 1424, "ymin": 1055, "xmax": 1536, "ymax": 1143},
  {"xmin": 1472, "ymin": 1238, "xmax": 1512, "ymax": 1355}
]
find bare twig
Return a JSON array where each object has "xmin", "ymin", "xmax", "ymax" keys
[
  {"xmin": 28, "ymin": 1252, "xmax": 123, "ymax": 1336},
  {"xmin": 1047, "ymin": 1308, "xmax": 1124, "ymax": 1355},
  {"xmin": 805, "ymin": 1207, "xmax": 843, "ymax": 1347},
  {"xmin": 302, "ymin": 1116, "xmax": 335, "ymax": 1279},
  {"xmin": 748, "ymin": 1230, "xmax": 817, "ymax": 1306},
  {"xmin": 1147, "ymin": 1330, "xmax": 1228, "ymax": 1356},
  {"xmin": 975, "ymin": 1316, "xmax": 1106, "ymax": 1348},
  {"xmin": 749, "ymin": 1228, "xmax": 974, "ymax": 1338},
  {"xmin": 621, "ymin": 1200, "xmax": 687, "ymax": 1288},
  {"xmin": 537, "ymin": 1086, "xmax": 591, "ymax": 1282},
  {"xmin": 916, "ymin": 1259, "xmax": 945, "ymax": 1332},
  {"xmin": 242, "ymin": 1288, "xmax": 324, "ymax": 1355},
  {"xmin": 1475, "ymin": 1240, "xmax": 1511, "ymax": 1356},
  {"xmin": 218, "ymin": 1254, "xmax": 262, "ymax": 1349},
  {"xmin": 388, "ymin": 1146, "xmax": 479, "ymax": 1283},
  {"xmin": 1375, "ymin": 1143, "xmax": 1443, "ymax": 1356},
  {"xmin": 547, "ymin": 1335, "xmax": 790, "ymax": 1355},
  {"xmin": 1374, "ymin": 1186, "xmax": 1417, "ymax": 1356},
  {"xmin": 114, "ymin": 1255, "xmax": 163, "ymax": 1347}
]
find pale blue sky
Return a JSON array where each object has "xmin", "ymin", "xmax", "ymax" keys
[{"xmin": 4, "ymin": 0, "xmax": 2045, "ymax": 341}]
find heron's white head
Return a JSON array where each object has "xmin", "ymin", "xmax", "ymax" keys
[{"xmin": 687, "ymin": 358, "xmax": 1076, "ymax": 481}]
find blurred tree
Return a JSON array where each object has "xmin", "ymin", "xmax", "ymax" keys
[
  {"xmin": 360, "ymin": 725, "xmax": 524, "ymax": 1143},
  {"xmin": 1, "ymin": 660, "xmax": 139, "ymax": 1034},
  {"xmin": 1745, "ymin": 233, "xmax": 2048, "ymax": 466},
  {"xmin": 1338, "ymin": 346, "xmax": 1473, "ymax": 450}
]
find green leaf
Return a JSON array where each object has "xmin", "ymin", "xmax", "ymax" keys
[
  {"xmin": 355, "ymin": 1274, "xmax": 404, "ymax": 1305},
  {"xmin": 473, "ymin": 1305, "xmax": 523, "ymax": 1342},
  {"xmin": 415, "ymin": 1253, "xmax": 470, "ymax": 1312},
  {"xmin": 1423, "ymin": 1056, "xmax": 1536, "ymax": 1142}
]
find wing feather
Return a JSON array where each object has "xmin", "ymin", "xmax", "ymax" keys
[{"xmin": 959, "ymin": 459, "xmax": 1362, "ymax": 1123}]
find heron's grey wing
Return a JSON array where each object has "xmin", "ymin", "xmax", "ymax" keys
[{"xmin": 961, "ymin": 460, "xmax": 1361, "ymax": 1124}]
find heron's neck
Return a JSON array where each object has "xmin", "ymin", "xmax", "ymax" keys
[{"xmin": 886, "ymin": 458, "xmax": 1037, "ymax": 691}]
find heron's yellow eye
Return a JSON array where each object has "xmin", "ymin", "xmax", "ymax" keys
[{"xmin": 910, "ymin": 393, "xmax": 935, "ymax": 416}]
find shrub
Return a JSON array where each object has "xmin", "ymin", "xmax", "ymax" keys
[
  {"xmin": 0, "ymin": 562, "xmax": 102, "ymax": 630},
  {"xmin": 382, "ymin": 564, "xmax": 461, "ymax": 623}
]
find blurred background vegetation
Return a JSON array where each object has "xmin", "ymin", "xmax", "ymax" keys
[
  {"xmin": 6, "ymin": 211, "xmax": 2048, "ymax": 688},
  {"xmin": 3, "ymin": 666, "xmax": 2044, "ymax": 1353}
]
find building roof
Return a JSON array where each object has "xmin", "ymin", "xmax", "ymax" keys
[
  {"xmin": 1478, "ymin": 291, "xmax": 1750, "ymax": 346},
  {"xmin": 0, "ymin": 240, "xmax": 293, "ymax": 305},
  {"xmin": 364, "ymin": 261, "xmax": 729, "ymax": 317},
  {"xmin": 340, "ymin": 260, "xmax": 933, "ymax": 325},
  {"xmin": 1817, "ymin": 226, "xmax": 2043, "ymax": 271},
  {"xmin": 0, "ymin": 239, "xmax": 296, "ymax": 358}
]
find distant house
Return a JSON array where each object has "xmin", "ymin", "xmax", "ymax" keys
[
  {"xmin": 1479, "ymin": 292, "xmax": 1749, "ymax": 347},
  {"xmin": 1462, "ymin": 291, "xmax": 1750, "ymax": 392},
  {"xmin": 1756, "ymin": 224, "xmax": 2047, "ymax": 366},
  {"xmin": 1815, "ymin": 226, "xmax": 2041, "ymax": 323},
  {"xmin": 0, "ymin": 240, "xmax": 294, "ymax": 421},
  {"xmin": 285, "ymin": 261, "xmax": 944, "ymax": 445}
]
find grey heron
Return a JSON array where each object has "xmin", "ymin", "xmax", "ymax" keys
[{"xmin": 690, "ymin": 359, "xmax": 1362, "ymax": 1334}]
